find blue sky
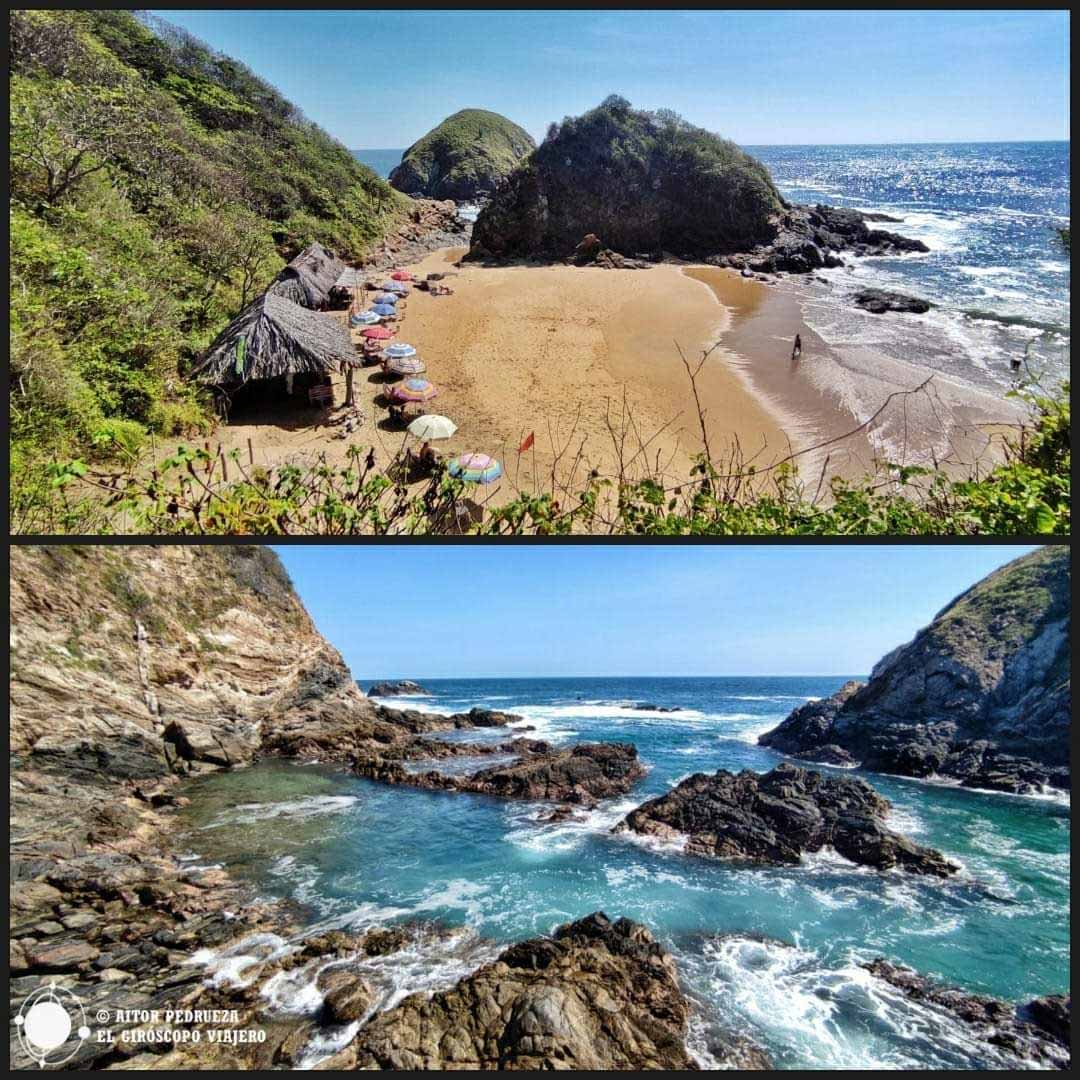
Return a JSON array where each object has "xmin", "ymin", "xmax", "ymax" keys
[
  {"xmin": 153, "ymin": 10, "xmax": 1069, "ymax": 147},
  {"xmin": 274, "ymin": 545, "xmax": 1041, "ymax": 679}
]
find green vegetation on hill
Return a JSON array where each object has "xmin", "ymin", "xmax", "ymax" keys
[
  {"xmin": 9, "ymin": 8, "xmax": 407, "ymax": 514},
  {"xmin": 929, "ymin": 545, "xmax": 1069, "ymax": 657},
  {"xmin": 389, "ymin": 108, "xmax": 536, "ymax": 201},
  {"xmin": 471, "ymin": 95, "xmax": 784, "ymax": 258}
]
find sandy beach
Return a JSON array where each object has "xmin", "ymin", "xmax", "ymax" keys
[{"xmin": 209, "ymin": 249, "xmax": 1025, "ymax": 516}]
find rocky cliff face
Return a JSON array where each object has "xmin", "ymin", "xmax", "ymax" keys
[
  {"xmin": 760, "ymin": 547, "xmax": 1070, "ymax": 793},
  {"xmin": 389, "ymin": 109, "xmax": 536, "ymax": 202}
]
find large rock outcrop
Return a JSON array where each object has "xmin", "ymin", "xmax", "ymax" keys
[
  {"xmin": 389, "ymin": 109, "xmax": 535, "ymax": 202},
  {"xmin": 317, "ymin": 912, "xmax": 713, "ymax": 1070},
  {"xmin": 614, "ymin": 763, "xmax": 958, "ymax": 876},
  {"xmin": 760, "ymin": 547, "xmax": 1071, "ymax": 793},
  {"xmin": 468, "ymin": 97, "xmax": 928, "ymax": 272},
  {"xmin": 356, "ymin": 740, "xmax": 648, "ymax": 807},
  {"xmin": 470, "ymin": 96, "xmax": 783, "ymax": 261}
]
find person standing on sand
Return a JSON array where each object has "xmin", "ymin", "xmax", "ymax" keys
[{"xmin": 792, "ymin": 333, "xmax": 802, "ymax": 361}]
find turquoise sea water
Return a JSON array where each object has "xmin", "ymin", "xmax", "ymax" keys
[{"xmin": 181, "ymin": 677, "xmax": 1070, "ymax": 1069}]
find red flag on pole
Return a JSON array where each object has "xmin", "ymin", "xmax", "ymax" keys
[{"xmin": 518, "ymin": 431, "xmax": 535, "ymax": 454}]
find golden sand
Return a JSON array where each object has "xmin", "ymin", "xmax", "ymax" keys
[{"xmin": 210, "ymin": 248, "xmax": 1020, "ymax": 511}]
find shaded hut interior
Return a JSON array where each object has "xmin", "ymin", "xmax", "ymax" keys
[{"xmin": 190, "ymin": 292, "xmax": 358, "ymax": 417}]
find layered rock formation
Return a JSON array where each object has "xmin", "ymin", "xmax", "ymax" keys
[
  {"xmin": 760, "ymin": 547, "xmax": 1071, "ymax": 793},
  {"xmin": 317, "ymin": 912, "xmax": 711, "ymax": 1070},
  {"xmin": 389, "ymin": 109, "xmax": 536, "ymax": 202},
  {"xmin": 469, "ymin": 97, "xmax": 928, "ymax": 274},
  {"xmin": 864, "ymin": 960, "xmax": 1071, "ymax": 1069},
  {"xmin": 615, "ymin": 763, "xmax": 958, "ymax": 876}
]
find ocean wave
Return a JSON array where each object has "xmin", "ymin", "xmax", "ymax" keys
[
  {"xmin": 503, "ymin": 795, "xmax": 642, "ymax": 855},
  {"xmin": 680, "ymin": 933, "xmax": 1024, "ymax": 1069},
  {"xmin": 202, "ymin": 795, "xmax": 360, "ymax": 829}
]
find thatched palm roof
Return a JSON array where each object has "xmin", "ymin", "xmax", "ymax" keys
[
  {"xmin": 191, "ymin": 293, "xmax": 356, "ymax": 385},
  {"xmin": 267, "ymin": 242, "xmax": 347, "ymax": 308}
]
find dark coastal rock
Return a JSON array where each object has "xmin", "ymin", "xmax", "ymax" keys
[
  {"xmin": 760, "ymin": 549, "xmax": 1070, "ymax": 793},
  {"xmin": 630, "ymin": 702, "xmax": 682, "ymax": 713},
  {"xmin": 853, "ymin": 288, "xmax": 932, "ymax": 314},
  {"xmin": 318, "ymin": 912, "xmax": 712, "ymax": 1070},
  {"xmin": 864, "ymin": 959, "xmax": 1070, "ymax": 1069},
  {"xmin": 614, "ymin": 763, "xmax": 958, "ymax": 876},
  {"xmin": 357, "ymin": 741, "xmax": 647, "ymax": 806},
  {"xmin": 471, "ymin": 97, "xmax": 783, "ymax": 262},
  {"xmin": 366, "ymin": 679, "xmax": 430, "ymax": 696},
  {"xmin": 572, "ymin": 234, "xmax": 651, "ymax": 270}
]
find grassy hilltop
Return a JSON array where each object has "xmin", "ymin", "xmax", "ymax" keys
[{"xmin": 390, "ymin": 108, "xmax": 536, "ymax": 201}]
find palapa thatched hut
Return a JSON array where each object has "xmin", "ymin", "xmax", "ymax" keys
[
  {"xmin": 190, "ymin": 292, "xmax": 357, "ymax": 413},
  {"xmin": 267, "ymin": 242, "xmax": 347, "ymax": 309}
]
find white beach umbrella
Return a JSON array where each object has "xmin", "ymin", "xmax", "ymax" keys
[{"xmin": 408, "ymin": 414, "xmax": 457, "ymax": 440}]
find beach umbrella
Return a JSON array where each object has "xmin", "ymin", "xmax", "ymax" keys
[
  {"xmin": 448, "ymin": 453, "xmax": 502, "ymax": 484},
  {"xmin": 383, "ymin": 281, "xmax": 409, "ymax": 295},
  {"xmin": 387, "ymin": 355, "xmax": 427, "ymax": 376},
  {"xmin": 361, "ymin": 326, "xmax": 393, "ymax": 340},
  {"xmin": 391, "ymin": 271, "xmax": 413, "ymax": 281},
  {"xmin": 374, "ymin": 293, "xmax": 398, "ymax": 305},
  {"xmin": 383, "ymin": 342, "xmax": 417, "ymax": 359},
  {"xmin": 372, "ymin": 304, "xmax": 397, "ymax": 317},
  {"xmin": 389, "ymin": 378, "xmax": 437, "ymax": 403},
  {"xmin": 408, "ymin": 414, "xmax": 457, "ymax": 440},
  {"xmin": 350, "ymin": 310, "xmax": 380, "ymax": 326}
]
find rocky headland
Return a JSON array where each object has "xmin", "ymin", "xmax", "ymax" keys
[
  {"xmin": 468, "ymin": 97, "xmax": 928, "ymax": 283},
  {"xmin": 759, "ymin": 547, "xmax": 1070, "ymax": 795},
  {"xmin": 389, "ymin": 109, "xmax": 536, "ymax": 202},
  {"xmin": 614, "ymin": 763, "xmax": 958, "ymax": 876}
]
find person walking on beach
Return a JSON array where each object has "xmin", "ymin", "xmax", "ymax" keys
[{"xmin": 792, "ymin": 333, "xmax": 802, "ymax": 361}]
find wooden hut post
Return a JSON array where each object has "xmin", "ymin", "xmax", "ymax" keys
[{"xmin": 345, "ymin": 362, "xmax": 356, "ymax": 407}]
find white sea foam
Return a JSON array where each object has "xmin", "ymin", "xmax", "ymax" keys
[
  {"xmin": 680, "ymin": 933, "xmax": 1025, "ymax": 1070},
  {"xmin": 503, "ymin": 795, "xmax": 642, "ymax": 855},
  {"xmin": 187, "ymin": 932, "xmax": 298, "ymax": 989}
]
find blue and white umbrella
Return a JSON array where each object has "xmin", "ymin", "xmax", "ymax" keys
[
  {"xmin": 383, "ymin": 343, "xmax": 417, "ymax": 359},
  {"xmin": 375, "ymin": 293, "xmax": 398, "ymax": 305},
  {"xmin": 350, "ymin": 311, "xmax": 380, "ymax": 326},
  {"xmin": 381, "ymin": 281, "xmax": 409, "ymax": 295},
  {"xmin": 372, "ymin": 304, "xmax": 398, "ymax": 317}
]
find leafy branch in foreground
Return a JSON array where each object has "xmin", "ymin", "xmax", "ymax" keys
[{"xmin": 16, "ymin": 373, "xmax": 1069, "ymax": 537}]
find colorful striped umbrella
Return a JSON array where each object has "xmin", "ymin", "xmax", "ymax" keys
[
  {"xmin": 361, "ymin": 326, "xmax": 393, "ymax": 340},
  {"xmin": 391, "ymin": 271, "xmax": 413, "ymax": 281},
  {"xmin": 408, "ymin": 414, "xmax": 457, "ymax": 439},
  {"xmin": 386, "ymin": 355, "xmax": 426, "ymax": 375},
  {"xmin": 383, "ymin": 343, "xmax": 417, "ymax": 358},
  {"xmin": 448, "ymin": 453, "xmax": 502, "ymax": 484},
  {"xmin": 389, "ymin": 378, "xmax": 437, "ymax": 403}
]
